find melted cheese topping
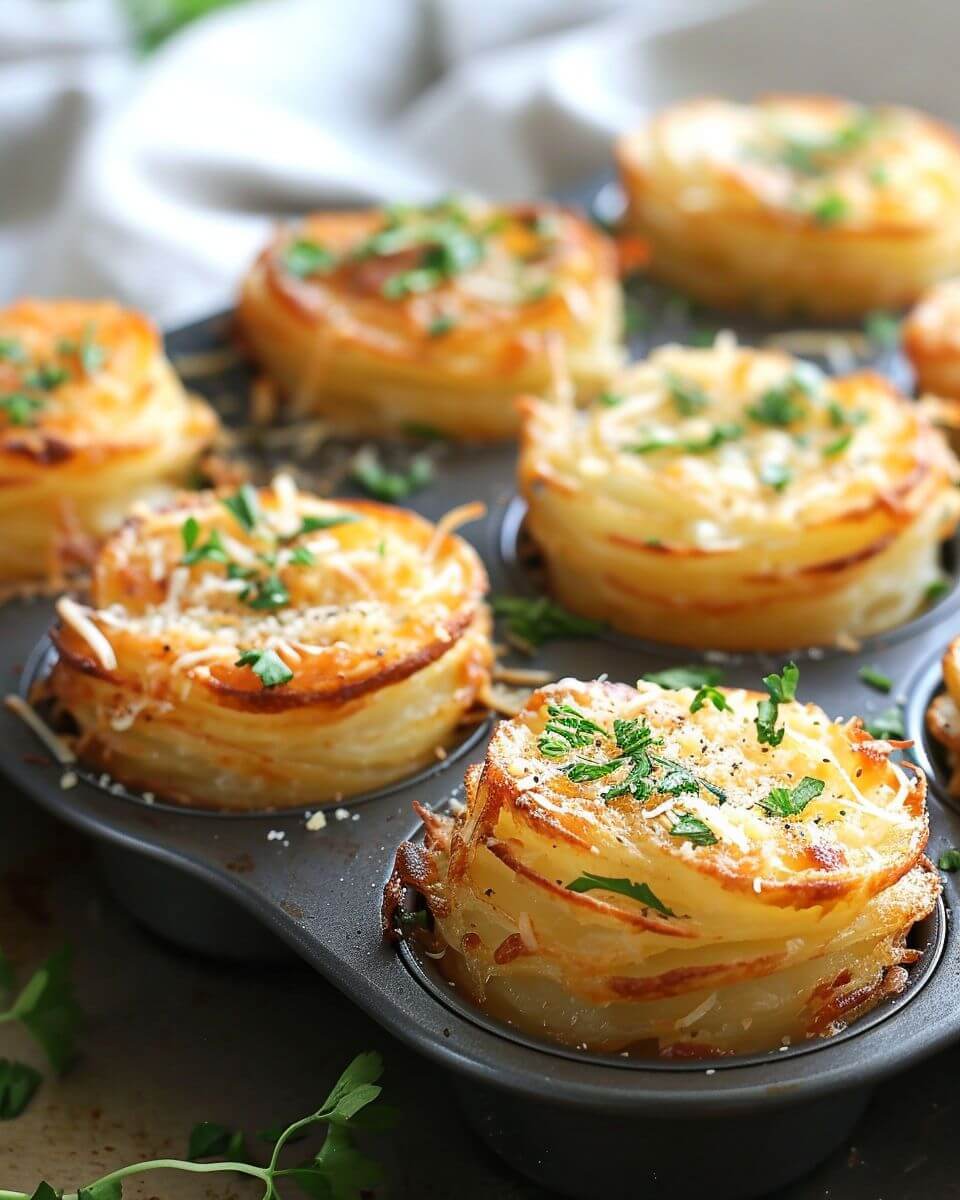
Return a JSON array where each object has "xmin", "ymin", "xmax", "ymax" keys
[
  {"xmin": 393, "ymin": 677, "xmax": 936, "ymax": 1056},
  {"xmin": 238, "ymin": 199, "xmax": 623, "ymax": 439},
  {"xmin": 520, "ymin": 341, "xmax": 960, "ymax": 649}
]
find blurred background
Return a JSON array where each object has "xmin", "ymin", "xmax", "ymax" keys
[{"xmin": 2, "ymin": 0, "xmax": 958, "ymax": 329}]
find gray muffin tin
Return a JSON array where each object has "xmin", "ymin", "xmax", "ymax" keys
[{"xmin": 4, "ymin": 180, "xmax": 960, "ymax": 1200}]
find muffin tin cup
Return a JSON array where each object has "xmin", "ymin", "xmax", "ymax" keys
[{"xmin": 4, "ymin": 198, "xmax": 960, "ymax": 1197}]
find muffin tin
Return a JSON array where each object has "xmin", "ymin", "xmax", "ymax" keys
[{"xmin": 3, "ymin": 179, "xmax": 960, "ymax": 1199}]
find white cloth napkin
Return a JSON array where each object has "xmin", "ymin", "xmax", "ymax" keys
[{"xmin": 3, "ymin": 0, "xmax": 960, "ymax": 328}]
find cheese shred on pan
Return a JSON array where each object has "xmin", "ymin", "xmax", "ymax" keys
[
  {"xmin": 384, "ymin": 677, "xmax": 937, "ymax": 1057},
  {"xmin": 237, "ymin": 198, "xmax": 623, "ymax": 440},
  {"xmin": 519, "ymin": 340, "xmax": 960, "ymax": 650},
  {"xmin": 43, "ymin": 477, "xmax": 492, "ymax": 811}
]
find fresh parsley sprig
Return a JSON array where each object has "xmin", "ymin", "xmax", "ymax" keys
[
  {"xmin": 690, "ymin": 685, "xmax": 729, "ymax": 713},
  {"xmin": 4, "ymin": 1051, "xmax": 387, "ymax": 1200},
  {"xmin": 0, "ymin": 945, "xmax": 80, "ymax": 1120},
  {"xmin": 538, "ymin": 704, "xmax": 606, "ymax": 758},
  {"xmin": 755, "ymin": 662, "xmax": 800, "ymax": 747}
]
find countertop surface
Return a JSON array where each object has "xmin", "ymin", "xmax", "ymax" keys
[{"xmin": 2, "ymin": 787, "xmax": 959, "ymax": 1200}]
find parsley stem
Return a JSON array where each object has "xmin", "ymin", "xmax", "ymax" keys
[
  {"xmin": 56, "ymin": 1159, "xmax": 271, "ymax": 1200},
  {"xmin": 268, "ymin": 1112, "xmax": 323, "ymax": 1171}
]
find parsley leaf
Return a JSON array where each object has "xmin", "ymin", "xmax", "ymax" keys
[
  {"xmin": 760, "ymin": 461, "xmax": 792, "ymax": 492},
  {"xmin": 758, "ymin": 775, "xmax": 824, "ymax": 817},
  {"xmin": 669, "ymin": 812, "xmax": 718, "ymax": 846},
  {"xmin": 748, "ymin": 375, "xmax": 809, "ymax": 427},
  {"xmin": 235, "ymin": 648, "xmax": 293, "ymax": 688},
  {"xmin": 810, "ymin": 192, "xmax": 848, "ymax": 225},
  {"xmin": 0, "ymin": 392, "xmax": 43, "ymax": 426},
  {"xmin": 864, "ymin": 311, "xmax": 900, "ymax": 349},
  {"xmin": 283, "ymin": 239, "xmax": 334, "ymax": 278},
  {"xmin": 823, "ymin": 431, "xmax": 853, "ymax": 457},
  {"xmin": 8, "ymin": 946, "xmax": 81, "ymax": 1074},
  {"xmin": 427, "ymin": 314, "xmax": 457, "ymax": 337},
  {"xmin": 180, "ymin": 521, "xmax": 229, "ymax": 566},
  {"xmin": 351, "ymin": 448, "xmax": 433, "ymax": 502},
  {"xmin": 858, "ymin": 665, "xmax": 892, "ymax": 693},
  {"xmin": 938, "ymin": 849, "xmax": 960, "ymax": 872},
  {"xmin": 755, "ymin": 662, "xmax": 799, "ymax": 747},
  {"xmin": 0, "ymin": 1059, "xmax": 41, "ymax": 1120},
  {"xmin": 597, "ymin": 390, "xmax": 624, "ymax": 407},
  {"xmin": 926, "ymin": 578, "xmax": 951, "ymax": 605},
  {"xmin": 289, "ymin": 546, "xmax": 314, "ymax": 566},
  {"xmin": 665, "ymin": 371, "xmax": 709, "ymax": 416},
  {"xmin": 642, "ymin": 664, "xmax": 723, "ymax": 690},
  {"xmin": 0, "ymin": 337, "xmax": 26, "ymax": 364},
  {"xmin": 293, "ymin": 514, "xmax": 358, "ymax": 537},
  {"xmin": 632, "ymin": 422, "xmax": 742, "ymax": 454},
  {"xmin": 566, "ymin": 872, "xmax": 674, "ymax": 917},
  {"xmin": 188, "ymin": 1121, "xmax": 248, "ymax": 1161},
  {"xmin": 864, "ymin": 704, "xmax": 905, "ymax": 741},
  {"xmin": 689, "ymin": 685, "xmax": 729, "ymax": 713},
  {"xmin": 492, "ymin": 594, "xmax": 603, "ymax": 647},
  {"xmin": 221, "ymin": 484, "xmax": 260, "ymax": 534}
]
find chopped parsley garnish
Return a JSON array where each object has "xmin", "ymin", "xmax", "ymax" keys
[
  {"xmin": 566, "ymin": 872, "xmax": 674, "ymax": 917},
  {"xmin": 810, "ymin": 192, "xmax": 849, "ymax": 226},
  {"xmin": 294, "ymin": 513, "xmax": 358, "ymax": 536},
  {"xmin": 632, "ymin": 422, "xmax": 742, "ymax": 455},
  {"xmin": 351, "ymin": 448, "xmax": 433, "ymax": 502},
  {"xmin": 241, "ymin": 572, "xmax": 290, "ymax": 611},
  {"xmin": 235, "ymin": 648, "xmax": 293, "ymax": 688},
  {"xmin": 544, "ymin": 705, "xmax": 727, "ymax": 807},
  {"xmin": 0, "ymin": 393, "xmax": 43, "ymax": 426},
  {"xmin": 669, "ymin": 812, "xmax": 718, "ymax": 847},
  {"xmin": 492, "ymin": 594, "xmax": 603, "ymax": 647},
  {"xmin": 864, "ymin": 311, "xmax": 900, "ymax": 349},
  {"xmin": 823, "ymin": 431, "xmax": 853, "ymax": 457},
  {"xmin": 858, "ymin": 665, "xmax": 892, "ymax": 693},
  {"xmin": 624, "ymin": 297, "xmax": 649, "ymax": 335},
  {"xmin": 863, "ymin": 704, "xmax": 905, "ymax": 741},
  {"xmin": 773, "ymin": 109, "xmax": 876, "ymax": 176},
  {"xmin": 642, "ymin": 664, "xmax": 723, "ymax": 690},
  {"xmin": 597, "ymin": 390, "xmax": 624, "ymax": 408},
  {"xmin": 0, "ymin": 337, "xmax": 26, "ymax": 365},
  {"xmin": 282, "ymin": 239, "xmax": 334, "ymax": 278},
  {"xmin": 373, "ymin": 212, "xmax": 487, "ymax": 299},
  {"xmin": 938, "ymin": 849, "xmax": 960, "ymax": 872},
  {"xmin": 665, "ymin": 371, "xmax": 709, "ymax": 416},
  {"xmin": 760, "ymin": 461, "xmax": 792, "ymax": 492},
  {"xmin": 289, "ymin": 545, "xmax": 315, "ymax": 566},
  {"xmin": 427, "ymin": 314, "xmax": 457, "ymax": 337},
  {"xmin": 827, "ymin": 401, "xmax": 868, "ymax": 429},
  {"xmin": 686, "ymin": 327, "xmax": 718, "ymax": 348},
  {"xmin": 690, "ymin": 685, "xmax": 729, "ymax": 713},
  {"xmin": 221, "ymin": 483, "xmax": 261, "ymax": 534},
  {"xmin": 925, "ymin": 578, "xmax": 951, "ymax": 605},
  {"xmin": 57, "ymin": 323, "xmax": 105, "ymax": 375},
  {"xmin": 538, "ymin": 703, "xmax": 606, "ymax": 758},
  {"xmin": 180, "ymin": 518, "xmax": 229, "ymax": 565},
  {"xmin": 755, "ymin": 662, "xmax": 799, "ymax": 746},
  {"xmin": 23, "ymin": 364, "xmax": 68, "ymax": 391},
  {"xmin": 757, "ymin": 775, "xmax": 824, "ymax": 817},
  {"xmin": 747, "ymin": 373, "xmax": 811, "ymax": 427}
]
